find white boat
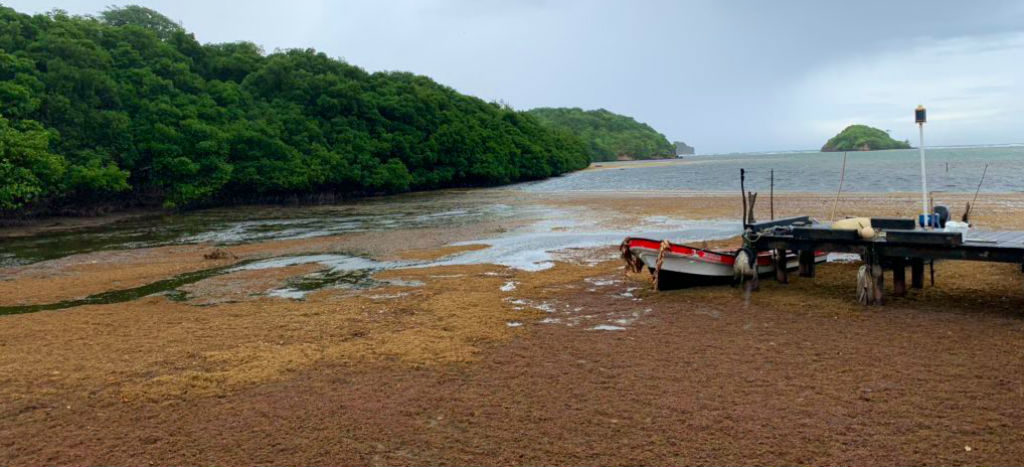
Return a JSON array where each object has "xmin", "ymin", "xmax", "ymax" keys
[{"xmin": 621, "ymin": 237, "xmax": 827, "ymax": 288}]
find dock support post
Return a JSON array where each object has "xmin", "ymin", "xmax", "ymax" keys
[
  {"xmin": 857, "ymin": 253, "xmax": 884, "ymax": 306},
  {"xmin": 872, "ymin": 256, "xmax": 884, "ymax": 305},
  {"xmin": 775, "ymin": 249, "xmax": 788, "ymax": 284},
  {"xmin": 911, "ymin": 258, "xmax": 924, "ymax": 289},
  {"xmin": 892, "ymin": 257, "xmax": 907, "ymax": 297},
  {"xmin": 798, "ymin": 250, "xmax": 816, "ymax": 278}
]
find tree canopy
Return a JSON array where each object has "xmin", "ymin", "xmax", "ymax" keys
[
  {"xmin": 98, "ymin": 5, "xmax": 184, "ymax": 40},
  {"xmin": 0, "ymin": 5, "xmax": 589, "ymax": 214},
  {"xmin": 526, "ymin": 107, "xmax": 674, "ymax": 162},
  {"xmin": 821, "ymin": 125, "xmax": 912, "ymax": 152}
]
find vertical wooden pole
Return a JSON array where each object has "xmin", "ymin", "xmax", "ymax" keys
[
  {"xmin": 858, "ymin": 251, "xmax": 882, "ymax": 305},
  {"xmin": 892, "ymin": 257, "xmax": 907, "ymax": 297},
  {"xmin": 740, "ymin": 169, "xmax": 747, "ymax": 228},
  {"xmin": 910, "ymin": 258, "xmax": 924, "ymax": 289},
  {"xmin": 873, "ymin": 258, "xmax": 885, "ymax": 306},
  {"xmin": 774, "ymin": 249, "xmax": 788, "ymax": 284},
  {"xmin": 858, "ymin": 264, "xmax": 870, "ymax": 306},
  {"xmin": 830, "ymin": 152, "xmax": 847, "ymax": 222},
  {"xmin": 770, "ymin": 169, "xmax": 774, "ymax": 221},
  {"xmin": 858, "ymin": 252, "xmax": 884, "ymax": 306},
  {"xmin": 798, "ymin": 250, "xmax": 816, "ymax": 278},
  {"xmin": 747, "ymin": 192, "xmax": 757, "ymax": 225}
]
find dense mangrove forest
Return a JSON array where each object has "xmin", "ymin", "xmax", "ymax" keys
[
  {"xmin": 0, "ymin": 6, "xmax": 591, "ymax": 215},
  {"xmin": 527, "ymin": 107, "xmax": 674, "ymax": 162}
]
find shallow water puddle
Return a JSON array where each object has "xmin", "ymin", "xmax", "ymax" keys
[
  {"xmin": 0, "ymin": 254, "xmax": 399, "ymax": 313},
  {"xmin": 232, "ymin": 254, "xmax": 414, "ymax": 300},
  {"xmin": 266, "ymin": 288, "xmax": 309, "ymax": 300},
  {"xmin": 505, "ymin": 298, "xmax": 556, "ymax": 313},
  {"xmin": 429, "ymin": 216, "xmax": 739, "ymax": 271},
  {"xmin": 2, "ymin": 206, "xmax": 739, "ymax": 314},
  {"xmin": 528, "ymin": 282, "xmax": 653, "ymax": 330},
  {"xmin": 250, "ymin": 213, "xmax": 738, "ymax": 298},
  {"xmin": 0, "ymin": 264, "xmax": 241, "ymax": 315},
  {"xmin": 585, "ymin": 277, "xmax": 621, "ymax": 287}
]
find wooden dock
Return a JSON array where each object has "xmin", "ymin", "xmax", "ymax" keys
[{"xmin": 747, "ymin": 216, "xmax": 1024, "ymax": 305}]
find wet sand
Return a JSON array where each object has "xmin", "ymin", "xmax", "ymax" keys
[{"xmin": 1, "ymin": 192, "xmax": 1022, "ymax": 465}]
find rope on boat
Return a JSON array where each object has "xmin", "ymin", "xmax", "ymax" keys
[
  {"xmin": 857, "ymin": 264, "xmax": 883, "ymax": 305},
  {"xmin": 619, "ymin": 238, "xmax": 670, "ymax": 291},
  {"xmin": 619, "ymin": 238, "xmax": 645, "ymax": 274},
  {"xmin": 619, "ymin": 238, "xmax": 672, "ymax": 291},
  {"xmin": 652, "ymin": 239, "xmax": 671, "ymax": 291}
]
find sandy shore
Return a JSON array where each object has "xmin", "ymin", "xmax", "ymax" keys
[{"xmin": 1, "ymin": 192, "xmax": 1022, "ymax": 465}]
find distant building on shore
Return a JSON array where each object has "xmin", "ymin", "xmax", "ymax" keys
[{"xmin": 674, "ymin": 141, "xmax": 695, "ymax": 156}]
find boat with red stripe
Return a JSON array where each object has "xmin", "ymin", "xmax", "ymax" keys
[{"xmin": 621, "ymin": 237, "xmax": 826, "ymax": 287}]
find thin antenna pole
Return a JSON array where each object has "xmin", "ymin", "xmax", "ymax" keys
[
  {"xmin": 919, "ymin": 123, "xmax": 928, "ymax": 219},
  {"xmin": 971, "ymin": 164, "xmax": 988, "ymax": 206},
  {"xmin": 830, "ymin": 152, "xmax": 847, "ymax": 222},
  {"xmin": 965, "ymin": 163, "xmax": 989, "ymax": 220}
]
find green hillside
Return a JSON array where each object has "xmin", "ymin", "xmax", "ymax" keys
[
  {"xmin": 526, "ymin": 108, "xmax": 674, "ymax": 162},
  {"xmin": 821, "ymin": 125, "xmax": 911, "ymax": 152},
  {"xmin": 0, "ymin": 6, "xmax": 589, "ymax": 214}
]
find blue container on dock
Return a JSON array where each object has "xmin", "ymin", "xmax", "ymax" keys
[{"xmin": 918, "ymin": 213, "xmax": 939, "ymax": 228}]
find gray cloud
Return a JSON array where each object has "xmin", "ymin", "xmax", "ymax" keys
[{"xmin": 4, "ymin": 0, "xmax": 1022, "ymax": 153}]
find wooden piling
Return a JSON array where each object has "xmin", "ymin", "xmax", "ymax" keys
[
  {"xmin": 869, "ymin": 254, "xmax": 884, "ymax": 305},
  {"xmin": 798, "ymin": 250, "xmax": 816, "ymax": 278},
  {"xmin": 740, "ymin": 169, "xmax": 747, "ymax": 228},
  {"xmin": 774, "ymin": 249, "xmax": 788, "ymax": 283},
  {"xmin": 857, "ymin": 253, "xmax": 884, "ymax": 306},
  {"xmin": 911, "ymin": 258, "xmax": 924, "ymax": 289},
  {"xmin": 892, "ymin": 257, "xmax": 907, "ymax": 297},
  {"xmin": 873, "ymin": 263, "xmax": 885, "ymax": 305}
]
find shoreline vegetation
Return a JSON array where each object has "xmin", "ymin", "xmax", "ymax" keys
[
  {"xmin": 821, "ymin": 124, "xmax": 912, "ymax": 152},
  {"xmin": 0, "ymin": 5, "xmax": 594, "ymax": 217},
  {"xmin": 527, "ymin": 107, "xmax": 676, "ymax": 161}
]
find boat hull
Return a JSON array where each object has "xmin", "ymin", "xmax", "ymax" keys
[{"xmin": 624, "ymin": 238, "xmax": 825, "ymax": 288}]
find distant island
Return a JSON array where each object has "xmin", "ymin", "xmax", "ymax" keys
[
  {"xmin": 821, "ymin": 125, "xmax": 912, "ymax": 152},
  {"xmin": 674, "ymin": 141, "xmax": 695, "ymax": 156},
  {"xmin": 526, "ymin": 108, "xmax": 675, "ymax": 162}
]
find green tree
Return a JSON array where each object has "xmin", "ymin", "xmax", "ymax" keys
[
  {"xmin": 527, "ymin": 107, "xmax": 675, "ymax": 162},
  {"xmin": 99, "ymin": 5, "xmax": 183, "ymax": 40},
  {"xmin": 0, "ymin": 118, "xmax": 66, "ymax": 211},
  {"xmin": 0, "ymin": 4, "xmax": 589, "ymax": 215}
]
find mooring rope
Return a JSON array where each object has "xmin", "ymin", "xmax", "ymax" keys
[
  {"xmin": 652, "ymin": 239, "xmax": 671, "ymax": 291},
  {"xmin": 619, "ymin": 238, "xmax": 645, "ymax": 274}
]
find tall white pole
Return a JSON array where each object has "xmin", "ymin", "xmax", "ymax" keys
[{"xmin": 919, "ymin": 123, "xmax": 928, "ymax": 219}]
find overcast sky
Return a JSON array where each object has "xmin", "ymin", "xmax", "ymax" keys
[{"xmin": 5, "ymin": 1, "xmax": 1023, "ymax": 153}]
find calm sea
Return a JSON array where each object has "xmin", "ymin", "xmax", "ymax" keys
[{"xmin": 520, "ymin": 145, "xmax": 1024, "ymax": 193}]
